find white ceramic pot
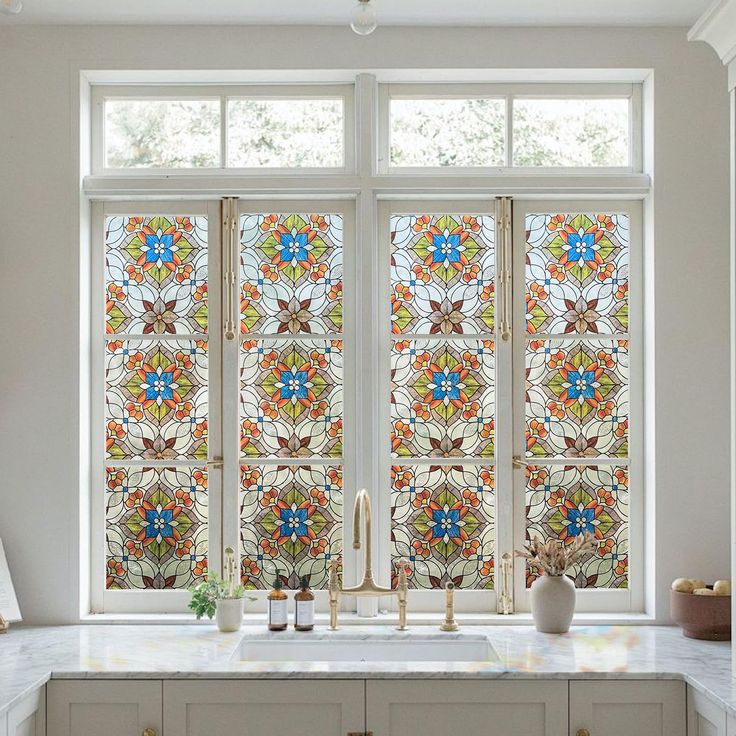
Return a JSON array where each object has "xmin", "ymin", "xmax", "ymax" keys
[
  {"xmin": 530, "ymin": 574, "xmax": 576, "ymax": 633},
  {"xmin": 215, "ymin": 598, "xmax": 244, "ymax": 633}
]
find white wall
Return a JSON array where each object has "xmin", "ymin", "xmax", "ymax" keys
[{"xmin": 0, "ymin": 24, "xmax": 729, "ymax": 623}]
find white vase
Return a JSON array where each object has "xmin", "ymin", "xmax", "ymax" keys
[
  {"xmin": 215, "ymin": 598, "xmax": 244, "ymax": 633},
  {"xmin": 530, "ymin": 574, "xmax": 576, "ymax": 633}
]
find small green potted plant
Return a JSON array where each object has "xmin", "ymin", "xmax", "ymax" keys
[{"xmin": 189, "ymin": 547, "xmax": 254, "ymax": 632}]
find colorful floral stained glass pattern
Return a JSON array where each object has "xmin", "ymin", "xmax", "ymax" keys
[
  {"xmin": 526, "ymin": 339, "xmax": 628, "ymax": 458},
  {"xmin": 240, "ymin": 464, "xmax": 342, "ymax": 589},
  {"xmin": 391, "ymin": 340, "xmax": 494, "ymax": 458},
  {"xmin": 240, "ymin": 213, "xmax": 342, "ymax": 334},
  {"xmin": 105, "ymin": 215, "xmax": 208, "ymax": 335},
  {"xmin": 390, "ymin": 214, "xmax": 495, "ymax": 334},
  {"xmin": 106, "ymin": 466, "xmax": 208, "ymax": 589},
  {"xmin": 105, "ymin": 339, "xmax": 208, "ymax": 460},
  {"xmin": 391, "ymin": 465, "xmax": 494, "ymax": 589},
  {"xmin": 526, "ymin": 213, "xmax": 629, "ymax": 335},
  {"xmin": 240, "ymin": 340, "xmax": 342, "ymax": 458},
  {"xmin": 525, "ymin": 464, "xmax": 628, "ymax": 588}
]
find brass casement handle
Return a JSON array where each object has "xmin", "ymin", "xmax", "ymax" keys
[
  {"xmin": 142, "ymin": 729, "xmax": 157, "ymax": 736},
  {"xmin": 223, "ymin": 197, "xmax": 238, "ymax": 342},
  {"xmin": 577, "ymin": 729, "xmax": 591, "ymax": 736}
]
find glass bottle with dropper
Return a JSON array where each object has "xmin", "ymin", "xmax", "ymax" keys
[{"xmin": 267, "ymin": 568, "xmax": 288, "ymax": 631}]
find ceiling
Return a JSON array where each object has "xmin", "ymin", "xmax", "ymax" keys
[{"xmin": 0, "ymin": 0, "xmax": 714, "ymax": 26}]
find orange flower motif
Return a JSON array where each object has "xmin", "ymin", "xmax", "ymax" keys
[
  {"xmin": 615, "ymin": 419, "xmax": 628, "ymax": 438},
  {"xmin": 327, "ymin": 468, "xmax": 342, "ymax": 488},
  {"xmin": 260, "ymin": 264, "xmax": 278, "ymax": 282},
  {"xmin": 527, "ymin": 467, "xmax": 547, "ymax": 489},
  {"xmin": 107, "ymin": 420, "xmax": 125, "ymax": 439},
  {"xmin": 125, "ymin": 540, "xmax": 144, "ymax": 560},
  {"xmin": 462, "ymin": 401, "xmax": 480, "ymax": 420},
  {"xmin": 395, "ymin": 340, "xmax": 411, "ymax": 352},
  {"xmin": 614, "ymin": 468, "xmax": 628, "ymax": 487},
  {"xmin": 327, "ymin": 419, "xmax": 342, "ymax": 438},
  {"xmin": 411, "ymin": 489, "xmax": 431, "ymax": 508},
  {"xmin": 107, "ymin": 470, "xmax": 126, "ymax": 491},
  {"xmin": 107, "ymin": 559, "xmax": 125, "ymax": 576},
  {"xmin": 462, "ymin": 263, "xmax": 481, "ymax": 284},
  {"xmin": 547, "ymin": 263, "xmax": 566, "ymax": 283},
  {"xmin": 174, "ymin": 264, "xmax": 193, "ymax": 284},
  {"xmin": 175, "ymin": 489, "xmax": 193, "ymax": 507},
  {"xmin": 125, "ymin": 351, "xmax": 144, "ymax": 370},
  {"xmin": 597, "ymin": 400, "xmax": 616, "ymax": 419},
  {"xmin": 194, "ymin": 284, "xmax": 207, "ymax": 302},
  {"xmin": 175, "ymin": 401, "xmax": 193, "ymax": 421},
  {"xmin": 598, "ymin": 538, "xmax": 615, "ymax": 557},
  {"xmin": 411, "ymin": 539, "xmax": 431, "ymax": 558},
  {"xmin": 463, "ymin": 539, "xmax": 481, "ymax": 558},
  {"xmin": 547, "ymin": 214, "xmax": 565, "ymax": 231},
  {"xmin": 175, "ymin": 216, "xmax": 193, "ymax": 232},
  {"xmin": 241, "ymin": 466, "xmax": 261, "ymax": 488},
  {"xmin": 546, "ymin": 350, "xmax": 566, "ymax": 369},
  {"xmin": 480, "ymin": 420, "xmax": 494, "ymax": 440},
  {"xmin": 394, "ymin": 283, "xmax": 413, "ymax": 302},
  {"xmin": 310, "ymin": 487, "xmax": 329, "ymax": 506},
  {"xmin": 192, "ymin": 469, "xmax": 207, "ymax": 490},
  {"xmin": 193, "ymin": 420, "xmax": 207, "ymax": 440},
  {"xmin": 597, "ymin": 487, "xmax": 615, "ymax": 507},
  {"xmin": 125, "ymin": 216, "xmax": 144, "ymax": 232},
  {"xmin": 546, "ymin": 401, "xmax": 566, "ymax": 420},
  {"xmin": 412, "ymin": 401, "xmax": 431, "ymax": 421},
  {"xmin": 412, "ymin": 264, "xmax": 431, "ymax": 283},
  {"xmin": 412, "ymin": 351, "xmax": 431, "ymax": 370},
  {"xmin": 546, "ymin": 489, "xmax": 565, "ymax": 507},
  {"xmin": 310, "ymin": 400, "xmax": 329, "ymax": 420},
  {"xmin": 615, "ymin": 280, "xmax": 628, "ymax": 301},
  {"xmin": 260, "ymin": 488, "xmax": 279, "ymax": 507},
  {"xmin": 462, "ymin": 489, "xmax": 480, "ymax": 508},
  {"xmin": 529, "ymin": 281, "xmax": 548, "ymax": 300},
  {"xmin": 412, "ymin": 215, "xmax": 431, "ymax": 233},
  {"xmin": 310, "ymin": 263, "xmax": 329, "ymax": 282},
  {"xmin": 310, "ymin": 214, "xmax": 329, "ymax": 231},
  {"xmin": 481, "ymin": 558, "xmax": 494, "ymax": 577},
  {"xmin": 392, "ymin": 468, "xmax": 412, "ymax": 490},
  {"xmin": 615, "ymin": 556, "xmax": 628, "ymax": 576},
  {"xmin": 462, "ymin": 215, "xmax": 480, "ymax": 232},
  {"xmin": 596, "ymin": 214, "xmax": 615, "ymax": 231},
  {"xmin": 260, "ymin": 214, "xmax": 278, "ymax": 231},
  {"xmin": 126, "ymin": 264, "xmax": 145, "ymax": 283},
  {"xmin": 241, "ymin": 558, "xmax": 260, "ymax": 578},
  {"xmin": 596, "ymin": 263, "xmax": 615, "ymax": 283},
  {"xmin": 175, "ymin": 539, "xmax": 194, "ymax": 558},
  {"xmin": 193, "ymin": 559, "xmax": 208, "ymax": 577},
  {"xmin": 328, "ymin": 281, "xmax": 342, "ymax": 300},
  {"xmin": 259, "ymin": 539, "xmax": 278, "ymax": 557}
]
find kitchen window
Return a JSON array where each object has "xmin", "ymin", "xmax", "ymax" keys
[{"xmin": 88, "ymin": 76, "xmax": 644, "ymax": 616}]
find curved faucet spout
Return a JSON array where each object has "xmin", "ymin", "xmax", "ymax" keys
[{"xmin": 353, "ymin": 488, "xmax": 373, "ymax": 578}]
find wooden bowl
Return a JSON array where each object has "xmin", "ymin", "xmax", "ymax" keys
[{"xmin": 671, "ymin": 590, "xmax": 731, "ymax": 641}]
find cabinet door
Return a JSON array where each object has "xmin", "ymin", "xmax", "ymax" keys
[
  {"xmin": 688, "ymin": 686, "xmax": 727, "ymax": 736},
  {"xmin": 47, "ymin": 680, "xmax": 162, "ymax": 736},
  {"xmin": 7, "ymin": 688, "xmax": 44, "ymax": 736},
  {"xmin": 0, "ymin": 711, "xmax": 7, "ymax": 736},
  {"xmin": 727, "ymin": 712, "xmax": 736, "ymax": 736},
  {"xmin": 164, "ymin": 680, "xmax": 364, "ymax": 736},
  {"xmin": 570, "ymin": 680, "xmax": 685, "ymax": 736},
  {"xmin": 366, "ymin": 680, "xmax": 567, "ymax": 736}
]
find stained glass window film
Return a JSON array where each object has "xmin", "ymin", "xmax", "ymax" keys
[
  {"xmin": 391, "ymin": 465, "xmax": 494, "ymax": 589},
  {"xmin": 390, "ymin": 98, "xmax": 506, "ymax": 167},
  {"xmin": 240, "ymin": 464, "xmax": 342, "ymax": 589},
  {"xmin": 106, "ymin": 466, "xmax": 208, "ymax": 590},
  {"xmin": 526, "ymin": 212, "xmax": 629, "ymax": 335},
  {"xmin": 227, "ymin": 99, "xmax": 344, "ymax": 168},
  {"xmin": 391, "ymin": 339, "xmax": 494, "ymax": 459},
  {"xmin": 513, "ymin": 99, "xmax": 629, "ymax": 167},
  {"xmin": 104, "ymin": 212, "xmax": 209, "ymax": 591},
  {"xmin": 390, "ymin": 214, "xmax": 494, "ymax": 334},
  {"xmin": 104, "ymin": 100, "xmax": 221, "ymax": 169},
  {"xmin": 106, "ymin": 215, "xmax": 208, "ymax": 335},
  {"xmin": 525, "ymin": 339, "xmax": 628, "ymax": 459},
  {"xmin": 525, "ymin": 464, "xmax": 628, "ymax": 588},
  {"xmin": 240, "ymin": 213, "xmax": 342, "ymax": 335}
]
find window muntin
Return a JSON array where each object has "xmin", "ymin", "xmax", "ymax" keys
[
  {"xmin": 512, "ymin": 99, "xmax": 630, "ymax": 167},
  {"xmin": 227, "ymin": 99, "xmax": 344, "ymax": 168},
  {"xmin": 104, "ymin": 100, "xmax": 221, "ymax": 169},
  {"xmin": 389, "ymin": 98, "xmax": 506, "ymax": 168}
]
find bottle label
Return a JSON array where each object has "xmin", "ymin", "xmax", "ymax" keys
[
  {"xmin": 295, "ymin": 600, "xmax": 314, "ymax": 627},
  {"xmin": 269, "ymin": 599, "xmax": 288, "ymax": 626}
]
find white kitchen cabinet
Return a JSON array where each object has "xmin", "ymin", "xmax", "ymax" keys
[
  {"xmin": 164, "ymin": 680, "xmax": 364, "ymax": 736},
  {"xmin": 0, "ymin": 710, "xmax": 7, "ymax": 736},
  {"xmin": 7, "ymin": 688, "xmax": 45, "ymax": 736},
  {"xmin": 570, "ymin": 680, "xmax": 686, "ymax": 736},
  {"xmin": 688, "ymin": 686, "xmax": 727, "ymax": 736},
  {"xmin": 365, "ymin": 679, "xmax": 568, "ymax": 736},
  {"xmin": 47, "ymin": 680, "xmax": 162, "ymax": 736}
]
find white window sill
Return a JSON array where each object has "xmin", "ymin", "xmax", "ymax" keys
[{"xmin": 80, "ymin": 611, "xmax": 656, "ymax": 626}]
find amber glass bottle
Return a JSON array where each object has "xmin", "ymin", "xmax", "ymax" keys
[
  {"xmin": 267, "ymin": 570, "xmax": 288, "ymax": 631},
  {"xmin": 294, "ymin": 576, "xmax": 315, "ymax": 631}
]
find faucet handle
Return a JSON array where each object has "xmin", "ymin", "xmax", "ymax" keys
[{"xmin": 393, "ymin": 558, "xmax": 410, "ymax": 591}]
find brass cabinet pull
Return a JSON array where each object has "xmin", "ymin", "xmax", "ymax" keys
[
  {"xmin": 577, "ymin": 729, "xmax": 591, "ymax": 736},
  {"xmin": 142, "ymin": 729, "xmax": 157, "ymax": 736}
]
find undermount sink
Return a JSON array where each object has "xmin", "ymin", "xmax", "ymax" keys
[{"xmin": 233, "ymin": 633, "xmax": 498, "ymax": 663}]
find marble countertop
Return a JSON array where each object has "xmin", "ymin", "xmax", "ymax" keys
[{"xmin": 0, "ymin": 625, "xmax": 733, "ymax": 718}]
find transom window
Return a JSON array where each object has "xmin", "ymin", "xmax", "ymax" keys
[{"xmin": 89, "ymin": 75, "xmax": 644, "ymax": 616}]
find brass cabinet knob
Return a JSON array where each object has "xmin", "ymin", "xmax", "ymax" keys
[
  {"xmin": 577, "ymin": 730, "xmax": 591, "ymax": 736},
  {"xmin": 142, "ymin": 729, "xmax": 157, "ymax": 736}
]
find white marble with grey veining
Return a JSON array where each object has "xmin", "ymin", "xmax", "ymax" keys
[{"xmin": 0, "ymin": 625, "xmax": 733, "ymax": 718}]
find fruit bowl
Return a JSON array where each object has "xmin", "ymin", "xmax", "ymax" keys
[{"xmin": 671, "ymin": 590, "xmax": 731, "ymax": 640}]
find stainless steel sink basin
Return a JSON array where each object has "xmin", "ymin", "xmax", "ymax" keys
[{"xmin": 233, "ymin": 633, "xmax": 497, "ymax": 663}]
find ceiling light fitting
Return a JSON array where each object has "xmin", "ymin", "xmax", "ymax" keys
[{"xmin": 350, "ymin": 0, "xmax": 377, "ymax": 36}]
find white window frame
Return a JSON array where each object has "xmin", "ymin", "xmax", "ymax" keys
[
  {"xmin": 86, "ymin": 73, "xmax": 647, "ymax": 617},
  {"xmin": 378, "ymin": 82, "xmax": 642, "ymax": 176},
  {"xmin": 91, "ymin": 84, "xmax": 356, "ymax": 176}
]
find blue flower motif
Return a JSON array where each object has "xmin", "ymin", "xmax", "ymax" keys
[
  {"xmin": 278, "ymin": 368, "xmax": 310, "ymax": 401},
  {"xmin": 564, "ymin": 368, "xmax": 597, "ymax": 401},
  {"xmin": 277, "ymin": 504, "xmax": 309, "ymax": 539},
  {"xmin": 568, "ymin": 507, "xmax": 596, "ymax": 536},
  {"xmin": 565, "ymin": 232, "xmax": 597, "ymax": 264},
  {"xmin": 144, "ymin": 507, "xmax": 174, "ymax": 540},
  {"xmin": 144, "ymin": 233, "xmax": 175, "ymax": 265},
  {"xmin": 430, "ymin": 232, "xmax": 463, "ymax": 265},
  {"xmin": 431, "ymin": 370, "xmax": 462, "ymax": 402},
  {"xmin": 276, "ymin": 232, "xmax": 310, "ymax": 265},
  {"xmin": 144, "ymin": 369, "xmax": 175, "ymax": 402},
  {"xmin": 430, "ymin": 507, "xmax": 462, "ymax": 539}
]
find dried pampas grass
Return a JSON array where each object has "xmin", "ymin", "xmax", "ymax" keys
[{"xmin": 515, "ymin": 533, "xmax": 597, "ymax": 577}]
